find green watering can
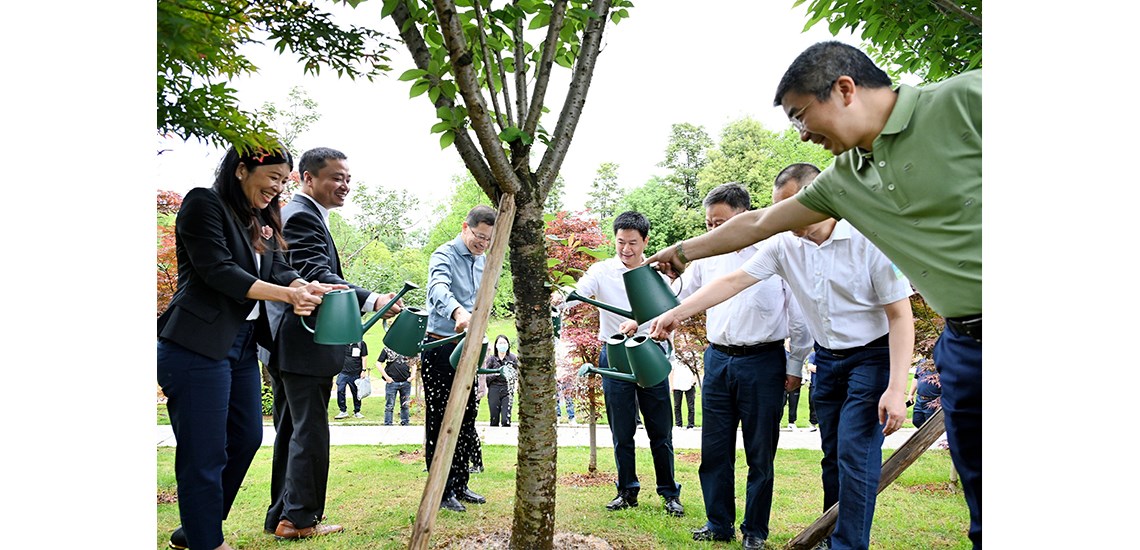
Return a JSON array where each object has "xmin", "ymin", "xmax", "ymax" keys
[
  {"xmin": 565, "ymin": 264, "xmax": 680, "ymax": 325},
  {"xmin": 577, "ymin": 334, "xmax": 672, "ymax": 388},
  {"xmin": 302, "ymin": 281, "xmax": 417, "ymax": 345},
  {"xmin": 382, "ymin": 307, "xmax": 490, "ymax": 371}
]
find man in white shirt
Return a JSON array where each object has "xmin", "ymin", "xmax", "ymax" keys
[
  {"xmin": 651, "ymin": 165, "xmax": 914, "ymax": 550},
  {"xmin": 558, "ymin": 211, "xmax": 684, "ymax": 517},
  {"xmin": 640, "ymin": 183, "xmax": 811, "ymax": 550}
]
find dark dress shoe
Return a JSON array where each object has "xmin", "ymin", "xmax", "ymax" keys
[
  {"xmin": 605, "ymin": 491, "xmax": 638, "ymax": 511},
  {"xmin": 168, "ymin": 526, "xmax": 187, "ymax": 549},
  {"xmin": 663, "ymin": 496, "xmax": 684, "ymax": 517},
  {"xmin": 742, "ymin": 534, "xmax": 765, "ymax": 549},
  {"xmin": 691, "ymin": 525, "xmax": 734, "ymax": 542},
  {"xmin": 440, "ymin": 494, "xmax": 467, "ymax": 512},
  {"xmin": 273, "ymin": 519, "xmax": 343, "ymax": 540},
  {"xmin": 456, "ymin": 487, "xmax": 486, "ymax": 504}
]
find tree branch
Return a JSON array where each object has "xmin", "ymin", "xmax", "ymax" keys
[
  {"xmin": 472, "ymin": 0, "xmax": 509, "ymax": 131},
  {"xmin": 433, "ymin": 0, "xmax": 520, "ymax": 195},
  {"xmin": 512, "ymin": 5, "xmax": 529, "ymax": 127},
  {"xmin": 391, "ymin": 1, "xmax": 499, "ymax": 198},
  {"xmin": 929, "ymin": 0, "xmax": 981, "ymax": 29},
  {"xmin": 523, "ymin": 0, "xmax": 567, "ymax": 136},
  {"xmin": 537, "ymin": 0, "xmax": 613, "ymax": 186}
]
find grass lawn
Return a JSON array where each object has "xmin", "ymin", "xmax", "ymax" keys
[{"xmin": 157, "ymin": 444, "xmax": 969, "ymax": 549}]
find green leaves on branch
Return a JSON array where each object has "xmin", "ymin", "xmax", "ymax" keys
[{"xmin": 498, "ymin": 126, "xmax": 534, "ymax": 145}]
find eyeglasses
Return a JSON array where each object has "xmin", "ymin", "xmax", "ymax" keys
[
  {"xmin": 789, "ymin": 101, "xmax": 813, "ymax": 134},
  {"xmin": 468, "ymin": 228, "xmax": 492, "ymax": 243}
]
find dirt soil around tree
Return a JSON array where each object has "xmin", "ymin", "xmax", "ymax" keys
[{"xmin": 442, "ymin": 531, "xmax": 615, "ymax": 549}]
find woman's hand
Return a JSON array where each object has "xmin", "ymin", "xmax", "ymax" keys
[{"xmin": 289, "ymin": 281, "xmax": 345, "ymax": 315}]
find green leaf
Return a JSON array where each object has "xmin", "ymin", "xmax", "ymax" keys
[
  {"xmin": 410, "ymin": 80, "xmax": 430, "ymax": 98},
  {"xmin": 430, "ymin": 121, "xmax": 451, "ymax": 134},
  {"xmin": 381, "ymin": 0, "xmax": 399, "ymax": 18},
  {"xmin": 440, "ymin": 130, "xmax": 456, "ymax": 149},
  {"xmin": 398, "ymin": 68, "xmax": 428, "ymax": 81},
  {"xmin": 528, "ymin": 12, "xmax": 550, "ymax": 29},
  {"xmin": 547, "ymin": 257, "xmax": 564, "ymax": 268},
  {"xmin": 428, "ymin": 85, "xmax": 440, "ymax": 103}
]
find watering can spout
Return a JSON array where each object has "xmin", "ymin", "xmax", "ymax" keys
[
  {"xmin": 577, "ymin": 362, "xmax": 636, "ymax": 384},
  {"xmin": 362, "ymin": 281, "xmax": 418, "ymax": 334},
  {"xmin": 564, "ymin": 265, "xmax": 680, "ymax": 325}
]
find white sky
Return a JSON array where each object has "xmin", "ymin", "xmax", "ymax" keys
[{"xmin": 155, "ymin": 0, "xmax": 876, "ymax": 223}]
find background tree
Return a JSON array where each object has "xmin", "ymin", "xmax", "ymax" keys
[
  {"xmin": 381, "ymin": 0, "xmax": 634, "ymax": 544},
  {"xmin": 157, "ymin": 190, "xmax": 184, "ymax": 316},
  {"xmin": 543, "ymin": 174, "xmax": 566, "ymax": 214},
  {"xmin": 545, "ymin": 211, "xmax": 608, "ymax": 473},
  {"xmin": 585, "ymin": 161, "xmax": 625, "ymax": 221},
  {"xmin": 658, "ymin": 122, "xmax": 712, "ymax": 208},
  {"xmin": 699, "ymin": 119, "xmax": 832, "ymax": 208},
  {"xmin": 612, "ymin": 176, "xmax": 699, "ymax": 252},
  {"xmin": 157, "ymin": 0, "xmax": 395, "ymax": 153},
  {"xmin": 793, "ymin": 0, "xmax": 981, "ymax": 83}
]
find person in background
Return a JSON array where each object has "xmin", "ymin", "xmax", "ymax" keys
[
  {"xmin": 334, "ymin": 340, "xmax": 368, "ymax": 420},
  {"xmin": 158, "ymin": 144, "xmax": 339, "ymax": 550},
  {"xmin": 379, "ymin": 347, "xmax": 413, "ymax": 426},
  {"xmin": 669, "ymin": 356, "xmax": 697, "ymax": 430},
  {"xmin": 909, "ymin": 357, "xmax": 941, "ymax": 429},
  {"xmin": 482, "ymin": 334, "xmax": 519, "ymax": 427},
  {"xmin": 555, "ymin": 378, "xmax": 577, "ymax": 425}
]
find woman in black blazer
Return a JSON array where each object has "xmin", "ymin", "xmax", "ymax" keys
[{"xmin": 157, "ymin": 145, "xmax": 341, "ymax": 550}]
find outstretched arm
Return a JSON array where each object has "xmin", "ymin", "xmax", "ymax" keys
[{"xmin": 649, "ymin": 268, "xmax": 761, "ymax": 339}]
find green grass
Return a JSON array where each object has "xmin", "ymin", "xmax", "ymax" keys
[{"xmin": 157, "ymin": 445, "xmax": 969, "ymax": 549}]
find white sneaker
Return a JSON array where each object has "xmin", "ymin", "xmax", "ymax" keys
[
  {"xmin": 787, "ymin": 423, "xmax": 796, "ymax": 431},
  {"xmin": 569, "ymin": 418, "xmax": 577, "ymax": 425},
  {"xmin": 334, "ymin": 411, "xmax": 349, "ymax": 419},
  {"xmin": 354, "ymin": 412, "xmax": 364, "ymax": 418}
]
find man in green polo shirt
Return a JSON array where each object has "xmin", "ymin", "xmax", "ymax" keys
[{"xmin": 645, "ymin": 41, "xmax": 981, "ymax": 548}]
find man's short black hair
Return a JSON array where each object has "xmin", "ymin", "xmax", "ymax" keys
[
  {"xmin": 702, "ymin": 182, "xmax": 751, "ymax": 211},
  {"xmin": 774, "ymin": 163, "xmax": 821, "ymax": 191},
  {"xmin": 299, "ymin": 147, "xmax": 347, "ymax": 178},
  {"xmin": 613, "ymin": 211, "xmax": 650, "ymax": 239},
  {"xmin": 774, "ymin": 41, "xmax": 893, "ymax": 106},
  {"xmin": 466, "ymin": 205, "xmax": 497, "ymax": 227}
]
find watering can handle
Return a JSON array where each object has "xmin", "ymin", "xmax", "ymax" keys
[{"xmin": 300, "ymin": 315, "xmax": 316, "ymax": 334}]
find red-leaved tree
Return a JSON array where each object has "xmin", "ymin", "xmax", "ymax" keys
[{"xmin": 157, "ymin": 190, "xmax": 183, "ymax": 316}]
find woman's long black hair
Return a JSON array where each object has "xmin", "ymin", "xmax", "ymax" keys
[{"xmin": 212, "ymin": 145, "xmax": 293, "ymax": 253}]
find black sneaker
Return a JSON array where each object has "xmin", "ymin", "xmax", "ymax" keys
[
  {"xmin": 605, "ymin": 490, "xmax": 638, "ymax": 511},
  {"xmin": 663, "ymin": 496, "xmax": 684, "ymax": 517},
  {"xmin": 691, "ymin": 525, "xmax": 733, "ymax": 542},
  {"xmin": 169, "ymin": 526, "xmax": 188, "ymax": 549},
  {"xmin": 743, "ymin": 534, "xmax": 766, "ymax": 549}
]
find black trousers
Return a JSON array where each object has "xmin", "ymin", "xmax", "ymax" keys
[
  {"xmin": 673, "ymin": 387, "xmax": 696, "ymax": 427},
  {"xmin": 487, "ymin": 384, "xmax": 512, "ymax": 426},
  {"xmin": 421, "ymin": 342, "xmax": 480, "ymax": 497},
  {"xmin": 264, "ymin": 367, "xmax": 334, "ymax": 531}
]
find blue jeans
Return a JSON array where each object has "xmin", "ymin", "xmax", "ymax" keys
[
  {"xmin": 813, "ymin": 343, "xmax": 891, "ymax": 550},
  {"xmin": 934, "ymin": 326, "xmax": 982, "ymax": 548},
  {"xmin": 384, "ymin": 381, "xmax": 411, "ymax": 425},
  {"xmin": 335, "ymin": 372, "xmax": 361, "ymax": 413},
  {"xmin": 698, "ymin": 344, "xmax": 786, "ymax": 540},
  {"xmin": 599, "ymin": 345, "xmax": 679, "ymax": 499},
  {"xmin": 157, "ymin": 323, "xmax": 262, "ymax": 550},
  {"xmin": 555, "ymin": 394, "xmax": 575, "ymax": 420}
]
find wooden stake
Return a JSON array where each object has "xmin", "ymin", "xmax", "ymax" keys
[
  {"xmin": 408, "ymin": 194, "xmax": 516, "ymax": 550},
  {"xmin": 784, "ymin": 408, "xmax": 947, "ymax": 549}
]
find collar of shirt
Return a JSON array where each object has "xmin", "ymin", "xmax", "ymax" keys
[
  {"xmin": 294, "ymin": 191, "xmax": 331, "ymax": 228},
  {"xmin": 450, "ymin": 233, "xmax": 477, "ymax": 258}
]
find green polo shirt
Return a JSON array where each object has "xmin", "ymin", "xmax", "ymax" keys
[{"xmin": 796, "ymin": 70, "xmax": 981, "ymax": 318}]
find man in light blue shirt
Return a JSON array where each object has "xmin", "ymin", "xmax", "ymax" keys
[{"xmin": 423, "ymin": 205, "xmax": 496, "ymax": 512}]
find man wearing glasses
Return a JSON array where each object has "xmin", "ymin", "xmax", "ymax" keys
[
  {"xmin": 423, "ymin": 204, "xmax": 497, "ymax": 512},
  {"xmin": 646, "ymin": 41, "xmax": 981, "ymax": 548}
]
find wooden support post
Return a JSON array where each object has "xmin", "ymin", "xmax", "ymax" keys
[
  {"xmin": 408, "ymin": 194, "xmax": 516, "ymax": 550},
  {"xmin": 784, "ymin": 408, "xmax": 947, "ymax": 550}
]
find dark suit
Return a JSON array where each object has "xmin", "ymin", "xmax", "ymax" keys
[
  {"xmin": 264, "ymin": 193, "xmax": 372, "ymax": 531},
  {"xmin": 157, "ymin": 187, "xmax": 300, "ymax": 549}
]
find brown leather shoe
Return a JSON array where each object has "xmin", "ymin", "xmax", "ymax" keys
[{"xmin": 273, "ymin": 519, "xmax": 344, "ymax": 540}]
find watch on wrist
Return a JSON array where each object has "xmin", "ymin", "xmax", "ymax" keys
[{"xmin": 676, "ymin": 241, "xmax": 690, "ymax": 264}]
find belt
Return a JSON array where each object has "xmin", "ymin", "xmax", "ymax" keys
[
  {"xmin": 710, "ymin": 340, "xmax": 782, "ymax": 356},
  {"xmin": 945, "ymin": 314, "xmax": 982, "ymax": 342},
  {"xmin": 425, "ymin": 332, "xmax": 451, "ymax": 341},
  {"xmin": 815, "ymin": 333, "xmax": 890, "ymax": 358}
]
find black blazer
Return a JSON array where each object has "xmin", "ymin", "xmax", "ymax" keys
[
  {"xmin": 268, "ymin": 194, "xmax": 372, "ymax": 377},
  {"xmin": 158, "ymin": 188, "xmax": 301, "ymax": 361}
]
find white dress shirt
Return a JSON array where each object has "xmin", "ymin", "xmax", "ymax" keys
[
  {"xmin": 741, "ymin": 221, "xmax": 914, "ymax": 350},
  {"xmin": 564, "ymin": 257, "xmax": 672, "ymax": 342},
  {"xmin": 678, "ymin": 245, "xmax": 811, "ymax": 377}
]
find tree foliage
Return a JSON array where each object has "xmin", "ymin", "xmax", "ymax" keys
[
  {"xmin": 793, "ymin": 0, "xmax": 981, "ymax": 83},
  {"xmin": 584, "ymin": 161, "xmax": 625, "ymax": 221},
  {"xmin": 157, "ymin": 191, "xmax": 184, "ymax": 316},
  {"xmin": 699, "ymin": 119, "xmax": 832, "ymax": 208},
  {"xmin": 658, "ymin": 122, "xmax": 712, "ymax": 208},
  {"xmin": 613, "ymin": 176, "xmax": 700, "ymax": 253},
  {"xmin": 157, "ymin": 0, "xmax": 395, "ymax": 152}
]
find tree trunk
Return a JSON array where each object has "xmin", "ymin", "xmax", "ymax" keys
[{"xmin": 508, "ymin": 183, "xmax": 558, "ymax": 549}]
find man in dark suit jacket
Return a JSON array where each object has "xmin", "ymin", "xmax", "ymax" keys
[{"xmin": 263, "ymin": 147, "xmax": 402, "ymax": 540}]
